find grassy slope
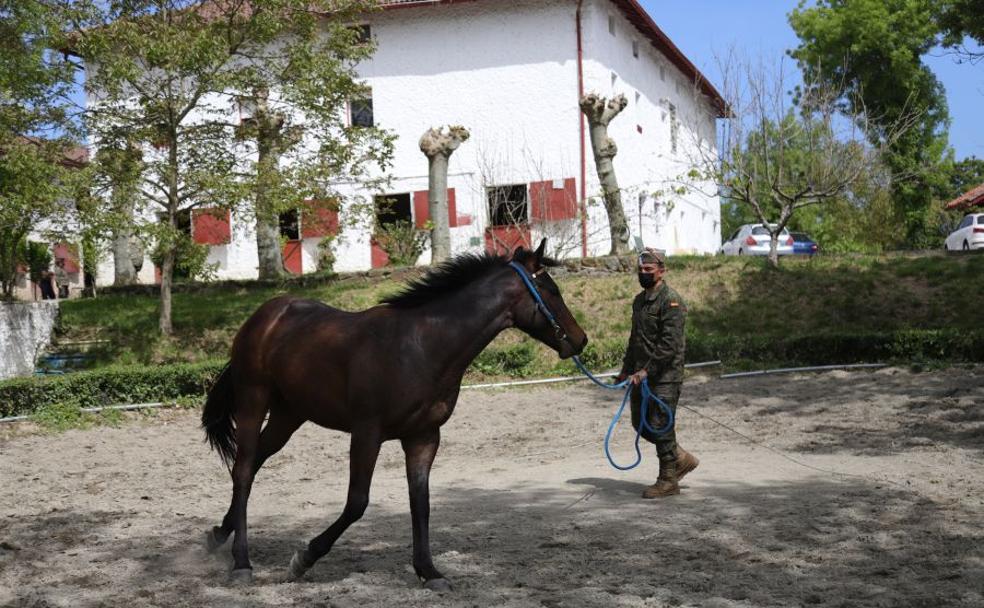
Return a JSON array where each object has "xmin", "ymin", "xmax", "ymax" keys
[{"xmin": 57, "ymin": 253, "xmax": 984, "ymax": 377}]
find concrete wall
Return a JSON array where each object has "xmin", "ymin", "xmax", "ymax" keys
[{"xmin": 0, "ymin": 302, "xmax": 58, "ymax": 381}]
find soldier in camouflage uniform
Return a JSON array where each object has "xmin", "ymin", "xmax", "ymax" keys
[{"xmin": 615, "ymin": 249, "xmax": 700, "ymax": 498}]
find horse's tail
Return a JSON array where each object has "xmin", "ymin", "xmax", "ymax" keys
[{"xmin": 202, "ymin": 363, "xmax": 237, "ymax": 469}]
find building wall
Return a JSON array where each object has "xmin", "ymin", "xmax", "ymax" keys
[
  {"xmin": 341, "ymin": 0, "xmax": 585, "ymax": 266},
  {"xmin": 579, "ymin": 0, "xmax": 721, "ymax": 255},
  {"xmin": 88, "ymin": 0, "xmax": 722, "ymax": 286}
]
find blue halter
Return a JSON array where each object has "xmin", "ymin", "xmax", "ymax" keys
[{"xmin": 507, "ymin": 260, "xmax": 674, "ymax": 470}]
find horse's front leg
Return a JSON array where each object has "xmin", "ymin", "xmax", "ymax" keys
[{"xmin": 401, "ymin": 429, "xmax": 450, "ymax": 591}]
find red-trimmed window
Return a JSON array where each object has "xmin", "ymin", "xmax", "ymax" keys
[
  {"xmin": 529, "ymin": 178, "xmax": 577, "ymax": 222},
  {"xmin": 412, "ymin": 189, "xmax": 459, "ymax": 228},
  {"xmin": 192, "ymin": 208, "xmax": 231, "ymax": 245},
  {"xmin": 301, "ymin": 199, "xmax": 340, "ymax": 239}
]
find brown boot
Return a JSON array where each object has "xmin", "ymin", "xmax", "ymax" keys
[
  {"xmin": 676, "ymin": 447, "xmax": 700, "ymax": 482},
  {"xmin": 642, "ymin": 459, "xmax": 679, "ymax": 499}
]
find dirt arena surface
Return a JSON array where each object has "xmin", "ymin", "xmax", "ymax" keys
[{"xmin": 1, "ymin": 366, "xmax": 982, "ymax": 607}]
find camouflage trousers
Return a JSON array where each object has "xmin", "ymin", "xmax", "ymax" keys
[{"xmin": 630, "ymin": 381, "xmax": 680, "ymax": 463}]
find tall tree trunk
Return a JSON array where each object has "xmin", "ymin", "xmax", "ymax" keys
[
  {"xmin": 580, "ymin": 93, "xmax": 631, "ymax": 256},
  {"xmin": 768, "ymin": 234, "xmax": 779, "ymax": 269},
  {"xmin": 251, "ymin": 90, "xmax": 287, "ymax": 280},
  {"xmin": 159, "ymin": 244, "xmax": 175, "ymax": 335},
  {"xmin": 255, "ymin": 207, "xmax": 283, "ymax": 279},
  {"xmin": 160, "ymin": 140, "xmax": 179, "ymax": 336},
  {"xmin": 104, "ymin": 142, "xmax": 143, "ymax": 285},
  {"xmin": 419, "ymin": 126, "xmax": 470, "ymax": 264}
]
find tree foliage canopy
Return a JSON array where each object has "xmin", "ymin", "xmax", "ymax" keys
[
  {"xmin": 61, "ymin": 0, "xmax": 393, "ymax": 331},
  {"xmin": 0, "ymin": 1, "xmax": 82, "ymax": 299},
  {"xmin": 788, "ymin": 0, "xmax": 951, "ymax": 247}
]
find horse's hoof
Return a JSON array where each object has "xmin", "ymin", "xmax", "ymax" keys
[
  {"xmin": 286, "ymin": 549, "xmax": 309, "ymax": 581},
  {"xmin": 423, "ymin": 578, "xmax": 453, "ymax": 592},
  {"xmin": 229, "ymin": 568, "xmax": 253, "ymax": 585},
  {"xmin": 205, "ymin": 528, "xmax": 227, "ymax": 553}
]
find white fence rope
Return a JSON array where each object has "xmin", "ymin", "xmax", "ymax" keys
[{"xmin": 1, "ymin": 361, "xmax": 895, "ymax": 424}]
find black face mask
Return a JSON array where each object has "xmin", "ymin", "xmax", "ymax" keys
[{"xmin": 638, "ymin": 272, "xmax": 656, "ymax": 289}]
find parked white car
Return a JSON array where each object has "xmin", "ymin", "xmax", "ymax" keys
[
  {"xmin": 944, "ymin": 213, "xmax": 984, "ymax": 251},
  {"xmin": 719, "ymin": 224, "xmax": 795, "ymax": 256}
]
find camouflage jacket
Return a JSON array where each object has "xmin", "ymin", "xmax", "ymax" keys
[{"xmin": 620, "ymin": 281, "xmax": 687, "ymax": 383}]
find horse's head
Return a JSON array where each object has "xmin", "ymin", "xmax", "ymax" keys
[{"xmin": 509, "ymin": 239, "xmax": 588, "ymax": 359}]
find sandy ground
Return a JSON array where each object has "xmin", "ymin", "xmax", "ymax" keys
[{"xmin": 1, "ymin": 366, "xmax": 982, "ymax": 608}]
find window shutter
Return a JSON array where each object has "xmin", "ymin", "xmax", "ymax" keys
[
  {"xmin": 282, "ymin": 241, "xmax": 302, "ymax": 274},
  {"xmin": 484, "ymin": 225, "xmax": 532, "ymax": 255},
  {"xmin": 448, "ymin": 188, "xmax": 458, "ymax": 228},
  {"xmin": 192, "ymin": 208, "xmax": 231, "ymax": 245},
  {"xmin": 412, "ymin": 189, "xmax": 458, "ymax": 228},
  {"xmin": 370, "ymin": 237, "xmax": 390, "ymax": 268},
  {"xmin": 52, "ymin": 242, "xmax": 80, "ymax": 273},
  {"xmin": 529, "ymin": 178, "xmax": 577, "ymax": 221},
  {"xmin": 413, "ymin": 190, "xmax": 430, "ymax": 228},
  {"xmin": 301, "ymin": 200, "xmax": 339, "ymax": 239}
]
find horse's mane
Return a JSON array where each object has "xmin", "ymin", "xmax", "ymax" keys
[{"xmin": 382, "ymin": 248, "xmax": 554, "ymax": 309}]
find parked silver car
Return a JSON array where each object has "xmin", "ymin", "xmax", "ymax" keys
[{"xmin": 719, "ymin": 224, "xmax": 795, "ymax": 256}]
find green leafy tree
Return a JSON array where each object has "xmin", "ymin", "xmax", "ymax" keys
[
  {"xmin": 65, "ymin": 0, "xmax": 393, "ymax": 334},
  {"xmin": 947, "ymin": 156, "xmax": 984, "ymax": 197},
  {"xmin": 684, "ymin": 57, "xmax": 903, "ymax": 267},
  {"xmin": 936, "ymin": 0, "xmax": 984, "ymax": 62},
  {"xmin": 232, "ymin": 20, "xmax": 393, "ymax": 279},
  {"xmin": 0, "ymin": 1, "xmax": 80, "ymax": 299},
  {"xmin": 0, "ymin": 141, "xmax": 75, "ymax": 299},
  {"xmin": 789, "ymin": 0, "xmax": 950, "ymax": 247}
]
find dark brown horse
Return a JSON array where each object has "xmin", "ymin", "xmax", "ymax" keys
[{"xmin": 201, "ymin": 239, "xmax": 587, "ymax": 589}]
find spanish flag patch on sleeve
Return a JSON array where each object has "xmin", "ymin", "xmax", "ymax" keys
[{"xmin": 669, "ymin": 301, "xmax": 680, "ymax": 308}]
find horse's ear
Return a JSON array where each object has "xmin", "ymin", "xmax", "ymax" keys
[{"xmin": 534, "ymin": 238, "xmax": 547, "ymax": 261}]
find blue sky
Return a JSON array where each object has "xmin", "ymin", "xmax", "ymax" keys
[{"xmin": 642, "ymin": 0, "xmax": 984, "ymax": 161}]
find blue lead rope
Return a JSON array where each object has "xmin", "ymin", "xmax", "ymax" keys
[{"xmin": 572, "ymin": 356, "xmax": 674, "ymax": 471}]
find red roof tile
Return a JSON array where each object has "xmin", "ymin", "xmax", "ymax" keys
[{"xmin": 945, "ymin": 183, "xmax": 984, "ymax": 210}]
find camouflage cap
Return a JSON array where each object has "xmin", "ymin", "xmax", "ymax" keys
[{"xmin": 638, "ymin": 248, "xmax": 666, "ymax": 267}]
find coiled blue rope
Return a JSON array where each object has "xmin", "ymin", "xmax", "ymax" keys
[{"xmin": 572, "ymin": 356, "xmax": 674, "ymax": 471}]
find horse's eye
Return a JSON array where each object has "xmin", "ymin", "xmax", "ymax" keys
[{"xmin": 537, "ymin": 274, "xmax": 560, "ymax": 295}]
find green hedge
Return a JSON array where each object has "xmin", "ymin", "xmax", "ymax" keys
[
  {"xmin": 686, "ymin": 329, "xmax": 984, "ymax": 365},
  {"xmin": 0, "ymin": 360, "xmax": 225, "ymax": 418},
  {"xmin": 2, "ymin": 329, "xmax": 981, "ymax": 418}
]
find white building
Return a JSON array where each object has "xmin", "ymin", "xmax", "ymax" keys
[{"xmin": 95, "ymin": 0, "xmax": 726, "ymax": 285}]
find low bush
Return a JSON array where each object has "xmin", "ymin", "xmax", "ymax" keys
[{"xmin": 0, "ymin": 360, "xmax": 225, "ymax": 418}]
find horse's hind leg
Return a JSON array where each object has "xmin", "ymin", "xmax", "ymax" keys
[
  {"xmin": 208, "ymin": 407, "xmax": 303, "ymax": 555},
  {"xmin": 210, "ymin": 387, "xmax": 284, "ymax": 583},
  {"xmin": 288, "ymin": 428, "xmax": 381, "ymax": 581}
]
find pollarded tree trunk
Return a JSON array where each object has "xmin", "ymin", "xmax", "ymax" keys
[
  {"xmin": 419, "ymin": 126, "xmax": 470, "ymax": 264},
  {"xmin": 580, "ymin": 93, "xmax": 631, "ymax": 256},
  {"xmin": 250, "ymin": 90, "xmax": 288, "ymax": 280},
  {"xmin": 112, "ymin": 227, "xmax": 137, "ymax": 285},
  {"xmin": 104, "ymin": 143, "xmax": 143, "ymax": 285}
]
